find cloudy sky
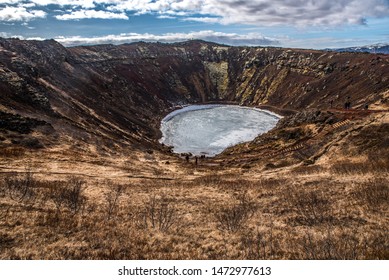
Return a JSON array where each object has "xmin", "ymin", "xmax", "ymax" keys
[{"xmin": 1, "ymin": 0, "xmax": 389, "ymax": 48}]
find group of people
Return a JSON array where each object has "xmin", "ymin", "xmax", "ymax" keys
[
  {"xmin": 185, "ymin": 154, "xmax": 206, "ymax": 165},
  {"xmin": 328, "ymin": 97, "xmax": 368, "ymax": 110}
]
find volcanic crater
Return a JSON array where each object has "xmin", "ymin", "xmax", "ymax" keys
[{"xmin": 0, "ymin": 38, "xmax": 388, "ymax": 259}]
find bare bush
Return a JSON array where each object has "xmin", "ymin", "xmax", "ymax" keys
[
  {"xmin": 215, "ymin": 193, "xmax": 256, "ymax": 233},
  {"xmin": 49, "ymin": 177, "xmax": 86, "ymax": 215},
  {"xmin": 66, "ymin": 177, "xmax": 86, "ymax": 214},
  {"xmin": 287, "ymin": 188, "xmax": 332, "ymax": 226},
  {"xmin": 3, "ymin": 171, "xmax": 36, "ymax": 203},
  {"xmin": 135, "ymin": 195, "xmax": 178, "ymax": 232},
  {"xmin": 104, "ymin": 184, "xmax": 124, "ymax": 219},
  {"xmin": 240, "ymin": 227, "xmax": 278, "ymax": 259},
  {"xmin": 299, "ymin": 228, "xmax": 366, "ymax": 260}
]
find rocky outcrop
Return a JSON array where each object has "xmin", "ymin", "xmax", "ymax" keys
[
  {"xmin": 0, "ymin": 111, "xmax": 47, "ymax": 134},
  {"xmin": 0, "ymin": 38, "xmax": 388, "ymax": 152}
]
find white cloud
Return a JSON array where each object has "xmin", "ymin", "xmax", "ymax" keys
[
  {"xmin": 55, "ymin": 9, "xmax": 128, "ymax": 20},
  {"xmin": 157, "ymin": 15, "xmax": 176, "ymax": 19},
  {"xmin": 53, "ymin": 30, "xmax": 280, "ymax": 46},
  {"xmin": 182, "ymin": 17, "xmax": 221, "ymax": 24},
  {"xmin": 1, "ymin": 0, "xmax": 388, "ymax": 26},
  {"xmin": 0, "ymin": 6, "xmax": 46, "ymax": 21},
  {"xmin": 29, "ymin": 0, "xmax": 96, "ymax": 9},
  {"xmin": 21, "ymin": 22, "xmax": 36, "ymax": 29},
  {"xmin": 107, "ymin": 0, "xmax": 389, "ymax": 27},
  {"xmin": 0, "ymin": 0, "xmax": 115, "ymax": 9},
  {"xmin": 281, "ymin": 35, "xmax": 384, "ymax": 49},
  {"xmin": 0, "ymin": 0, "xmax": 20, "ymax": 4},
  {"xmin": 0, "ymin": 31, "xmax": 10, "ymax": 36}
]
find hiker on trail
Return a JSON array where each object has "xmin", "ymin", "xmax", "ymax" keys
[
  {"xmin": 344, "ymin": 97, "xmax": 351, "ymax": 110},
  {"xmin": 195, "ymin": 156, "xmax": 198, "ymax": 165}
]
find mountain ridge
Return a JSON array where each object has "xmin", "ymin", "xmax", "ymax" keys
[{"xmin": 328, "ymin": 43, "xmax": 389, "ymax": 54}]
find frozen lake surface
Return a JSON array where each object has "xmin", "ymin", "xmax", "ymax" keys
[{"xmin": 160, "ymin": 105, "xmax": 280, "ymax": 156}]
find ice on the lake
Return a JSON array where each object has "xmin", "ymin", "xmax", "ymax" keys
[{"xmin": 160, "ymin": 105, "xmax": 280, "ymax": 156}]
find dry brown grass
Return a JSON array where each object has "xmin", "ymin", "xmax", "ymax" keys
[
  {"xmin": 330, "ymin": 160, "xmax": 389, "ymax": 175},
  {"xmin": 0, "ymin": 149, "xmax": 388, "ymax": 260},
  {"xmin": 298, "ymin": 226, "xmax": 389, "ymax": 260},
  {"xmin": 352, "ymin": 178, "xmax": 389, "ymax": 211}
]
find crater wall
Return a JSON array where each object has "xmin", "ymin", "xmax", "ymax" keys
[{"xmin": 1, "ymin": 38, "xmax": 388, "ymax": 151}]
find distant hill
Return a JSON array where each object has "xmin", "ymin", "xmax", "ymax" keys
[{"xmin": 328, "ymin": 44, "xmax": 389, "ymax": 54}]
